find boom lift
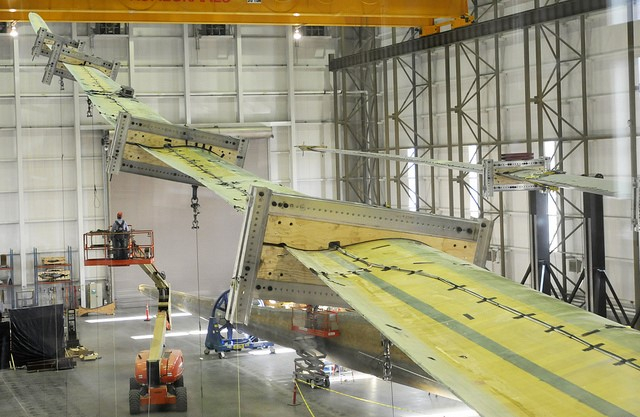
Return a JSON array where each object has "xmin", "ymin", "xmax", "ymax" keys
[{"xmin": 83, "ymin": 230, "xmax": 187, "ymax": 414}]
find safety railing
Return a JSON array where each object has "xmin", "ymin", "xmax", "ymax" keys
[{"xmin": 83, "ymin": 229, "xmax": 154, "ymax": 266}]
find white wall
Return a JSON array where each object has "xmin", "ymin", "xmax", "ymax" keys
[
  {"xmin": 108, "ymin": 138, "xmax": 268, "ymax": 307},
  {"xmin": 0, "ymin": 21, "xmax": 337, "ymax": 309}
]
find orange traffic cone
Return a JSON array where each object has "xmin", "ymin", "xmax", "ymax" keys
[
  {"xmin": 288, "ymin": 381, "xmax": 300, "ymax": 406},
  {"xmin": 144, "ymin": 304, "xmax": 151, "ymax": 321}
]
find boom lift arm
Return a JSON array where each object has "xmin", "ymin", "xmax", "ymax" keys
[
  {"xmin": 130, "ymin": 249, "xmax": 186, "ymax": 414},
  {"xmin": 82, "ymin": 231, "xmax": 186, "ymax": 414},
  {"xmin": 136, "ymin": 259, "xmax": 173, "ymax": 386}
]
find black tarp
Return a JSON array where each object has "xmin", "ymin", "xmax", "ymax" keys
[
  {"xmin": 9, "ymin": 304, "xmax": 65, "ymax": 367},
  {"xmin": 0, "ymin": 321, "xmax": 9, "ymax": 369}
]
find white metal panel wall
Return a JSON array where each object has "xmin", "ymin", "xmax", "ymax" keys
[
  {"xmin": 109, "ymin": 139, "xmax": 268, "ymax": 307},
  {"xmin": 0, "ymin": 23, "xmax": 110, "ymax": 309},
  {"xmin": 0, "ymin": 21, "xmax": 338, "ymax": 308}
]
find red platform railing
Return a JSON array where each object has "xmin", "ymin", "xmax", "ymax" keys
[{"xmin": 83, "ymin": 229, "xmax": 155, "ymax": 267}]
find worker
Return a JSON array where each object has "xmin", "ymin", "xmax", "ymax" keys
[{"xmin": 111, "ymin": 211, "xmax": 130, "ymax": 260}]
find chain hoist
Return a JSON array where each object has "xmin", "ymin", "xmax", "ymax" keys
[
  {"xmin": 382, "ymin": 337, "xmax": 392, "ymax": 381},
  {"xmin": 190, "ymin": 185, "xmax": 200, "ymax": 229}
]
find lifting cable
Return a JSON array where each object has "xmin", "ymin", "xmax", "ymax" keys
[
  {"xmin": 85, "ymin": 88, "xmax": 106, "ymax": 417},
  {"xmin": 58, "ymin": 78, "xmax": 71, "ymax": 416},
  {"xmin": 190, "ymin": 185, "xmax": 205, "ymax": 416},
  {"xmin": 87, "ymin": 98, "xmax": 101, "ymax": 212},
  {"xmin": 382, "ymin": 337, "xmax": 396, "ymax": 417},
  {"xmin": 58, "ymin": 78, "xmax": 67, "ymax": 258}
]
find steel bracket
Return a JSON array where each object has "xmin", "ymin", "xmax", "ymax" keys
[
  {"xmin": 227, "ymin": 187, "xmax": 273, "ymax": 325},
  {"xmin": 108, "ymin": 112, "xmax": 248, "ymax": 181},
  {"xmin": 227, "ymin": 186, "xmax": 494, "ymax": 325},
  {"xmin": 32, "ymin": 27, "xmax": 120, "ymax": 85},
  {"xmin": 482, "ymin": 158, "xmax": 550, "ymax": 197},
  {"xmin": 253, "ymin": 279, "xmax": 349, "ymax": 308}
]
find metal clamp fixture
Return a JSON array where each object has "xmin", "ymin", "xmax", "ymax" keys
[
  {"xmin": 482, "ymin": 157, "xmax": 551, "ymax": 198},
  {"xmin": 108, "ymin": 111, "xmax": 249, "ymax": 181},
  {"xmin": 31, "ymin": 27, "xmax": 120, "ymax": 85}
]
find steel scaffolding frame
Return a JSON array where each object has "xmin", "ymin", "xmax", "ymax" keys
[
  {"xmin": 333, "ymin": 27, "xmax": 381, "ymax": 205},
  {"xmin": 524, "ymin": 0, "xmax": 588, "ymax": 302},
  {"xmin": 330, "ymin": 0, "xmax": 640, "ymax": 326}
]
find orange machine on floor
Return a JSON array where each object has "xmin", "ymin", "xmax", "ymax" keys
[{"xmin": 83, "ymin": 229, "xmax": 187, "ymax": 414}]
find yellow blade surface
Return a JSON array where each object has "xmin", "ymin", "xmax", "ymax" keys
[
  {"xmin": 65, "ymin": 65, "xmax": 169, "ymax": 126},
  {"xmin": 287, "ymin": 238, "xmax": 640, "ymax": 417},
  {"xmin": 29, "ymin": 12, "xmax": 167, "ymax": 128},
  {"xmin": 140, "ymin": 146, "xmax": 303, "ymax": 211},
  {"xmin": 501, "ymin": 170, "xmax": 631, "ymax": 198}
]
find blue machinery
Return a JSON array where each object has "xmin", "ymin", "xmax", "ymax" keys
[{"xmin": 204, "ymin": 290, "xmax": 274, "ymax": 358}]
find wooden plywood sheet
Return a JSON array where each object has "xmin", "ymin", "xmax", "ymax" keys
[{"xmin": 263, "ymin": 215, "xmax": 477, "ymax": 262}]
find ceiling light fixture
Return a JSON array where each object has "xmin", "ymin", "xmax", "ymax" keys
[
  {"xmin": 9, "ymin": 20, "xmax": 17, "ymax": 37},
  {"xmin": 293, "ymin": 26, "xmax": 302, "ymax": 40}
]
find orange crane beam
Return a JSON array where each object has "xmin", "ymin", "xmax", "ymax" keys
[{"xmin": 0, "ymin": 0, "xmax": 470, "ymax": 31}]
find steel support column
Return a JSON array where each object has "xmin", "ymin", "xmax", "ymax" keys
[
  {"xmin": 235, "ymin": 26, "xmax": 245, "ymax": 123},
  {"xmin": 527, "ymin": 191, "xmax": 552, "ymax": 295},
  {"xmin": 13, "ymin": 33, "xmax": 27, "ymax": 288},
  {"xmin": 286, "ymin": 26, "xmax": 299, "ymax": 191},
  {"xmin": 627, "ymin": 1, "xmax": 640, "ymax": 329},
  {"xmin": 333, "ymin": 27, "xmax": 383, "ymax": 205},
  {"xmin": 71, "ymin": 22, "xmax": 87, "ymax": 308},
  {"xmin": 583, "ymin": 191, "xmax": 606, "ymax": 316},
  {"xmin": 526, "ymin": 0, "xmax": 590, "ymax": 302}
]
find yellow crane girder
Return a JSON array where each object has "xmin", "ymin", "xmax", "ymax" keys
[{"xmin": 0, "ymin": 0, "xmax": 470, "ymax": 31}]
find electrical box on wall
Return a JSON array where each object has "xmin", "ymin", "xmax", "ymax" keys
[{"xmin": 87, "ymin": 282, "xmax": 104, "ymax": 309}]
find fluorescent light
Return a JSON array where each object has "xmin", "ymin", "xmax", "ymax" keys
[
  {"xmin": 248, "ymin": 346, "xmax": 294, "ymax": 356},
  {"xmin": 130, "ymin": 328, "xmax": 206, "ymax": 340},
  {"xmin": 86, "ymin": 311, "xmax": 191, "ymax": 324}
]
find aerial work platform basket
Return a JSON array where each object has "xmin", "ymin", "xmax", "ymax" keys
[{"xmin": 83, "ymin": 229, "xmax": 155, "ymax": 267}]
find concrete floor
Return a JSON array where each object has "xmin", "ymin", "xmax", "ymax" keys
[{"xmin": 0, "ymin": 307, "xmax": 477, "ymax": 417}]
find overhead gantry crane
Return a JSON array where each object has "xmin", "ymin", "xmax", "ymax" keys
[
  {"xmin": 0, "ymin": 0, "xmax": 472, "ymax": 36},
  {"xmin": 83, "ymin": 230, "xmax": 187, "ymax": 414}
]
